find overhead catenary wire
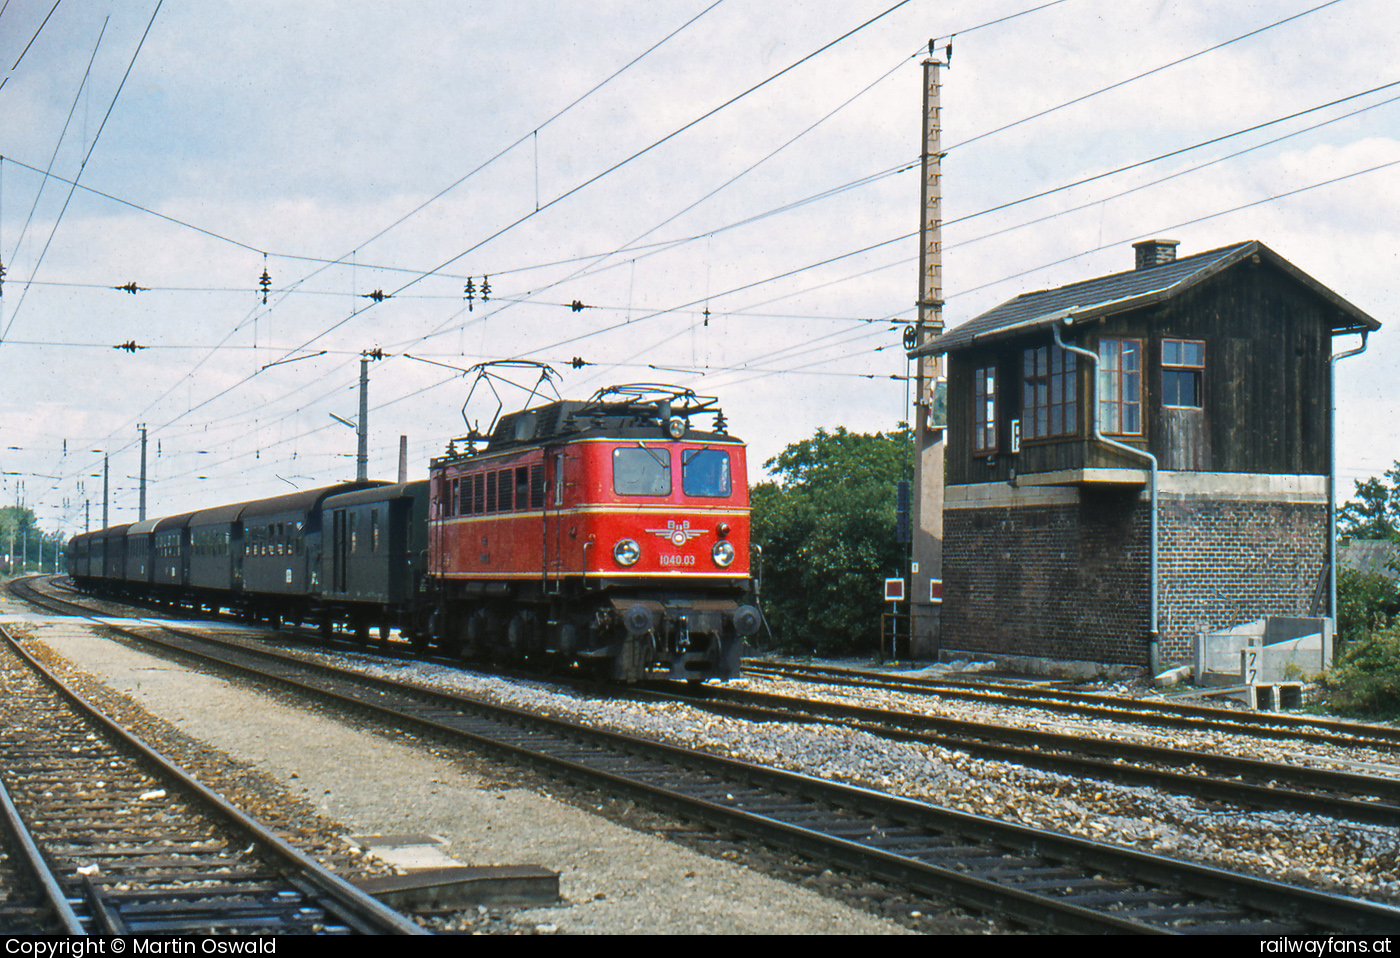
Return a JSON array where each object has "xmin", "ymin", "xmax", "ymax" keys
[
  {"xmin": 77, "ymin": 115, "xmax": 1400, "ymax": 507},
  {"xmin": 19, "ymin": 3, "xmax": 1388, "ymax": 523},
  {"xmin": 70, "ymin": 0, "xmax": 734, "ymax": 469},
  {"xmin": 1, "ymin": 0, "xmax": 163, "ymax": 346}
]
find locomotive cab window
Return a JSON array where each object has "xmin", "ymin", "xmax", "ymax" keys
[
  {"xmin": 614, "ymin": 446, "xmax": 671, "ymax": 496},
  {"xmin": 681, "ymin": 448, "xmax": 731, "ymax": 497}
]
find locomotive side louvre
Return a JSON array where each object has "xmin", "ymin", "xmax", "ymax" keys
[{"xmin": 429, "ymin": 447, "xmax": 550, "ymax": 584}]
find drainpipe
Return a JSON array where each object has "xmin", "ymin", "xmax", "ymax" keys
[
  {"xmin": 1330, "ymin": 331, "xmax": 1368, "ymax": 636},
  {"xmin": 1053, "ymin": 323, "xmax": 1161, "ymax": 674}
]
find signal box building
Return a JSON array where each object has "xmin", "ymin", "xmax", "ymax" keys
[{"xmin": 912, "ymin": 240, "xmax": 1379, "ymax": 674}]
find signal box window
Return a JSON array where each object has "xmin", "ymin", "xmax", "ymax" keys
[
  {"xmin": 614, "ymin": 447, "xmax": 671, "ymax": 496},
  {"xmin": 1162, "ymin": 339, "xmax": 1205, "ymax": 408},
  {"xmin": 1022, "ymin": 345, "xmax": 1077, "ymax": 439},
  {"xmin": 973, "ymin": 366, "xmax": 997, "ymax": 453},
  {"xmin": 682, "ymin": 449, "xmax": 731, "ymax": 497},
  {"xmin": 1098, "ymin": 338, "xmax": 1142, "ymax": 435}
]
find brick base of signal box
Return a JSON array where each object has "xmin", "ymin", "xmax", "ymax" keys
[{"xmin": 938, "ymin": 474, "xmax": 1327, "ymax": 673}]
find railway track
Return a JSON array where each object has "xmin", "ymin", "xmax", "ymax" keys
[
  {"xmin": 0, "ymin": 617, "xmax": 425, "ymax": 936},
  {"xmin": 12, "ymin": 576, "xmax": 1400, "ymax": 934},
  {"xmin": 654, "ymin": 680, "xmax": 1400, "ymax": 828},
  {"xmin": 744, "ymin": 660, "xmax": 1400, "ymax": 751}
]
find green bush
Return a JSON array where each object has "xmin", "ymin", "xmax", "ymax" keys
[
  {"xmin": 1336, "ymin": 567, "xmax": 1400, "ymax": 649},
  {"xmin": 1323, "ymin": 624, "xmax": 1400, "ymax": 718},
  {"xmin": 751, "ymin": 426, "xmax": 911, "ymax": 657}
]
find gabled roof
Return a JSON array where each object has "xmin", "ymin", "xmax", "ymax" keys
[{"xmin": 911, "ymin": 240, "xmax": 1380, "ymax": 357}]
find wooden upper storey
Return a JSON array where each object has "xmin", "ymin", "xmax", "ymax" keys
[{"xmin": 918, "ymin": 241, "xmax": 1380, "ymax": 486}]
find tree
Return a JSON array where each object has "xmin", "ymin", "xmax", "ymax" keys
[
  {"xmin": 1338, "ymin": 461, "xmax": 1400, "ymax": 540},
  {"xmin": 0, "ymin": 506, "xmax": 58, "ymax": 575},
  {"xmin": 750, "ymin": 426, "xmax": 912, "ymax": 656}
]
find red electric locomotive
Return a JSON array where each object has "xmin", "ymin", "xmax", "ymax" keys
[{"xmin": 427, "ymin": 384, "xmax": 760, "ymax": 681}]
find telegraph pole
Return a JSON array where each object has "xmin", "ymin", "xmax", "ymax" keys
[
  {"xmin": 138, "ymin": 425, "xmax": 148, "ymax": 521},
  {"xmin": 398, "ymin": 435, "xmax": 408, "ymax": 483},
  {"xmin": 103, "ymin": 455, "xmax": 110, "ymax": 529},
  {"xmin": 354, "ymin": 348, "xmax": 386, "ymax": 481},
  {"xmin": 910, "ymin": 44, "xmax": 948, "ymax": 658}
]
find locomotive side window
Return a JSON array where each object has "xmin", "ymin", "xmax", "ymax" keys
[
  {"xmin": 515, "ymin": 467, "xmax": 529, "ymax": 510},
  {"xmin": 614, "ymin": 446, "xmax": 671, "ymax": 496},
  {"xmin": 486, "ymin": 472, "xmax": 498, "ymax": 513},
  {"xmin": 682, "ymin": 449, "xmax": 731, "ymax": 497},
  {"xmin": 473, "ymin": 473, "xmax": 485, "ymax": 514}
]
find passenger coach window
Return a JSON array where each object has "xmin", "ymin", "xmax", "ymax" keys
[
  {"xmin": 682, "ymin": 449, "xmax": 731, "ymax": 497},
  {"xmin": 614, "ymin": 447, "xmax": 671, "ymax": 496}
]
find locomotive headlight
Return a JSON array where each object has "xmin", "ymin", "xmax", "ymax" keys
[
  {"xmin": 666, "ymin": 416, "xmax": 687, "ymax": 440},
  {"xmin": 711, "ymin": 540, "xmax": 735, "ymax": 567},
  {"xmin": 613, "ymin": 538, "xmax": 641, "ymax": 566}
]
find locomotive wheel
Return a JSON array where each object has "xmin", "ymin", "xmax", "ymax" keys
[
  {"xmin": 428, "ymin": 609, "xmax": 453, "ymax": 655},
  {"xmin": 464, "ymin": 609, "xmax": 489, "ymax": 660},
  {"xmin": 320, "ymin": 617, "xmax": 334, "ymax": 638},
  {"xmin": 507, "ymin": 612, "xmax": 535, "ymax": 662},
  {"xmin": 354, "ymin": 618, "xmax": 370, "ymax": 645},
  {"xmin": 378, "ymin": 622, "xmax": 392, "ymax": 650}
]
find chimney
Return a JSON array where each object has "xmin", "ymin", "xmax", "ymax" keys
[{"xmin": 1133, "ymin": 238, "xmax": 1180, "ymax": 270}]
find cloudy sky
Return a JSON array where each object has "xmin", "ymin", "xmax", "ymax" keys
[{"xmin": 2, "ymin": 0, "xmax": 1398, "ymax": 534}]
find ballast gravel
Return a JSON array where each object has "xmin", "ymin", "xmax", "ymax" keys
[
  {"xmin": 7, "ymin": 593, "xmax": 1399, "ymax": 930},
  {"xmin": 1, "ymin": 605, "xmax": 931, "ymax": 935},
  {"xmin": 245, "ymin": 641, "xmax": 1400, "ymax": 904}
]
